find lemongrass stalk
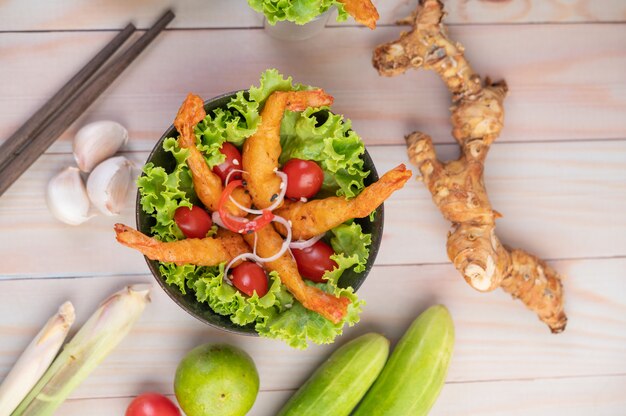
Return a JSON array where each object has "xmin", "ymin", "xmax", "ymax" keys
[
  {"xmin": 0, "ymin": 302, "xmax": 75, "ymax": 416},
  {"xmin": 12, "ymin": 284, "xmax": 151, "ymax": 416}
]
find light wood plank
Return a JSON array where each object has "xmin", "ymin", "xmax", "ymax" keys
[
  {"xmin": 0, "ymin": 258, "xmax": 624, "ymax": 399},
  {"xmin": 1, "ymin": 0, "xmax": 624, "ymax": 31},
  {"xmin": 433, "ymin": 375, "xmax": 626, "ymax": 416},
  {"xmin": 0, "ymin": 24, "xmax": 624, "ymax": 152},
  {"xmin": 369, "ymin": 0, "xmax": 626, "ymax": 26},
  {"xmin": 1, "ymin": 141, "xmax": 624, "ymax": 277},
  {"xmin": 57, "ymin": 375, "xmax": 626, "ymax": 416},
  {"xmin": 0, "ymin": 0, "xmax": 262, "ymax": 30}
]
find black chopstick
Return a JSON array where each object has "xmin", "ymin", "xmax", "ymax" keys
[
  {"xmin": 0, "ymin": 10, "xmax": 175, "ymax": 198},
  {"xmin": 0, "ymin": 23, "xmax": 136, "ymax": 174}
]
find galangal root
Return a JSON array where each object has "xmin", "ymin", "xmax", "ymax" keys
[{"xmin": 373, "ymin": 0, "xmax": 566, "ymax": 332}]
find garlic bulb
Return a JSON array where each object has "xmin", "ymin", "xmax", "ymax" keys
[
  {"xmin": 47, "ymin": 167, "xmax": 92, "ymax": 225},
  {"xmin": 86, "ymin": 156, "xmax": 133, "ymax": 215},
  {"xmin": 73, "ymin": 121, "xmax": 128, "ymax": 172}
]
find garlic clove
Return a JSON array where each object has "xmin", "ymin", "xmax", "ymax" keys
[
  {"xmin": 86, "ymin": 156, "xmax": 133, "ymax": 216},
  {"xmin": 47, "ymin": 167, "xmax": 92, "ymax": 225},
  {"xmin": 73, "ymin": 121, "xmax": 128, "ymax": 173}
]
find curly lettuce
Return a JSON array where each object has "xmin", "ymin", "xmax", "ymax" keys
[
  {"xmin": 280, "ymin": 107, "xmax": 368, "ymax": 198},
  {"xmin": 137, "ymin": 161, "xmax": 192, "ymax": 241},
  {"xmin": 137, "ymin": 69, "xmax": 372, "ymax": 348},
  {"xmin": 247, "ymin": 0, "xmax": 348, "ymax": 25}
]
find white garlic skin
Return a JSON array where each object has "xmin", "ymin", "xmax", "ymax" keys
[
  {"xmin": 46, "ymin": 167, "xmax": 92, "ymax": 225},
  {"xmin": 86, "ymin": 156, "xmax": 133, "ymax": 216},
  {"xmin": 73, "ymin": 121, "xmax": 128, "ymax": 173}
]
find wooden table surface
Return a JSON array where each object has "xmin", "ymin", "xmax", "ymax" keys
[{"xmin": 1, "ymin": 1, "xmax": 625, "ymax": 414}]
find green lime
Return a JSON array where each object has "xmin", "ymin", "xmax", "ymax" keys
[{"xmin": 174, "ymin": 343, "xmax": 259, "ymax": 416}]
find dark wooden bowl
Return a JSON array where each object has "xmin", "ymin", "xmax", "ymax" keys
[{"xmin": 136, "ymin": 91, "xmax": 384, "ymax": 335}]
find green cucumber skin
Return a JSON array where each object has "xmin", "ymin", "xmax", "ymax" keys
[
  {"xmin": 353, "ymin": 305, "xmax": 455, "ymax": 416},
  {"xmin": 277, "ymin": 333, "xmax": 389, "ymax": 416}
]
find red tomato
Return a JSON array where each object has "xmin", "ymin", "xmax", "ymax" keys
[
  {"xmin": 291, "ymin": 241, "xmax": 338, "ymax": 283},
  {"xmin": 282, "ymin": 159, "xmax": 324, "ymax": 199},
  {"xmin": 231, "ymin": 261, "xmax": 268, "ymax": 297},
  {"xmin": 174, "ymin": 205, "xmax": 212, "ymax": 239},
  {"xmin": 212, "ymin": 142, "xmax": 243, "ymax": 183},
  {"xmin": 126, "ymin": 393, "xmax": 181, "ymax": 416}
]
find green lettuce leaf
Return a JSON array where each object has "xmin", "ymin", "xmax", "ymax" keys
[
  {"xmin": 137, "ymin": 162, "xmax": 191, "ymax": 241},
  {"xmin": 247, "ymin": 0, "xmax": 348, "ymax": 25},
  {"xmin": 279, "ymin": 107, "xmax": 369, "ymax": 197},
  {"xmin": 193, "ymin": 68, "xmax": 304, "ymax": 167},
  {"xmin": 249, "ymin": 68, "xmax": 306, "ymax": 103},
  {"xmin": 258, "ymin": 250, "xmax": 364, "ymax": 349},
  {"xmin": 330, "ymin": 222, "xmax": 371, "ymax": 273},
  {"xmin": 157, "ymin": 257, "xmax": 363, "ymax": 350}
]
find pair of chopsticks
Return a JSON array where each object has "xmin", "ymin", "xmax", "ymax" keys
[{"xmin": 0, "ymin": 10, "xmax": 175, "ymax": 198}]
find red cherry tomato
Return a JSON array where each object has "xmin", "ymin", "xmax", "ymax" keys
[
  {"xmin": 282, "ymin": 158, "xmax": 324, "ymax": 199},
  {"xmin": 125, "ymin": 393, "xmax": 181, "ymax": 416},
  {"xmin": 231, "ymin": 261, "xmax": 268, "ymax": 297},
  {"xmin": 212, "ymin": 142, "xmax": 243, "ymax": 183},
  {"xmin": 291, "ymin": 240, "xmax": 338, "ymax": 283},
  {"xmin": 174, "ymin": 205, "xmax": 212, "ymax": 239}
]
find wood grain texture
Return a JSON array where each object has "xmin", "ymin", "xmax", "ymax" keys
[
  {"xmin": 0, "ymin": 24, "xmax": 135, "ymax": 175},
  {"xmin": 0, "ymin": 0, "xmax": 262, "ymax": 31},
  {"xmin": 0, "ymin": 24, "xmax": 624, "ymax": 153},
  {"xmin": 1, "ymin": 2, "xmax": 625, "ymax": 414},
  {"xmin": 57, "ymin": 375, "xmax": 626, "ymax": 416},
  {"xmin": 0, "ymin": 0, "xmax": 624, "ymax": 31},
  {"xmin": 0, "ymin": 12, "xmax": 175, "ymax": 197},
  {"xmin": 1, "ymin": 142, "xmax": 624, "ymax": 278},
  {"xmin": 0, "ymin": 257, "xmax": 624, "ymax": 400},
  {"xmin": 368, "ymin": 0, "xmax": 626, "ymax": 26}
]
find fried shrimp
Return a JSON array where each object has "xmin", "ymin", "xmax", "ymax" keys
[
  {"xmin": 114, "ymin": 224, "xmax": 250, "ymax": 267},
  {"xmin": 242, "ymin": 89, "xmax": 334, "ymax": 209},
  {"xmin": 338, "ymin": 0, "xmax": 379, "ymax": 30},
  {"xmin": 275, "ymin": 164, "xmax": 412, "ymax": 239},
  {"xmin": 175, "ymin": 93, "xmax": 251, "ymax": 215},
  {"xmin": 243, "ymin": 224, "xmax": 350, "ymax": 324}
]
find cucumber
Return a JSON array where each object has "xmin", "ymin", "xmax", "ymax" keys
[
  {"xmin": 353, "ymin": 305, "xmax": 455, "ymax": 416},
  {"xmin": 277, "ymin": 333, "xmax": 389, "ymax": 416}
]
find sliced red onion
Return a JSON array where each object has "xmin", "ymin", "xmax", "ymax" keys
[
  {"xmin": 212, "ymin": 211, "xmax": 226, "ymax": 229},
  {"xmin": 225, "ymin": 168, "xmax": 248, "ymax": 186},
  {"xmin": 229, "ymin": 170, "xmax": 288, "ymax": 215},
  {"xmin": 289, "ymin": 233, "xmax": 324, "ymax": 250},
  {"xmin": 224, "ymin": 252, "xmax": 260, "ymax": 280},
  {"xmin": 252, "ymin": 215, "xmax": 292, "ymax": 263},
  {"xmin": 252, "ymin": 232, "xmax": 259, "ymax": 256},
  {"xmin": 221, "ymin": 215, "xmax": 292, "ymax": 280}
]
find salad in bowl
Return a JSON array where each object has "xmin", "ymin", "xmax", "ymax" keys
[
  {"xmin": 115, "ymin": 70, "xmax": 411, "ymax": 348},
  {"xmin": 248, "ymin": 0, "xmax": 379, "ymax": 29}
]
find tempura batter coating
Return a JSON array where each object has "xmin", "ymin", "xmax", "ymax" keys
[
  {"xmin": 275, "ymin": 164, "xmax": 412, "ymax": 240},
  {"xmin": 114, "ymin": 224, "xmax": 250, "ymax": 267},
  {"xmin": 242, "ymin": 90, "xmax": 333, "ymax": 209},
  {"xmin": 338, "ymin": 0, "xmax": 379, "ymax": 30},
  {"xmin": 175, "ymin": 93, "xmax": 251, "ymax": 216},
  {"xmin": 243, "ymin": 224, "xmax": 350, "ymax": 324}
]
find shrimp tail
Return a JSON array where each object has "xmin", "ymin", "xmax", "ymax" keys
[
  {"xmin": 114, "ymin": 223, "xmax": 250, "ymax": 267},
  {"xmin": 115, "ymin": 223, "xmax": 157, "ymax": 250},
  {"xmin": 302, "ymin": 286, "xmax": 351, "ymax": 324},
  {"xmin": 337, "ymin": 0, "xmax": 379, "ymax": 30},
  {"xmin": 275, "ymin": 164, "xmax": 412, "ymax": 239},
  {"xmin": 174, "ymin": 93, "xmax": 206, "ymax": 148},
  {"xmin": 283, "ymin": 90, "xmax": 334, "ymax": 112},
  {"xmin": 352, "ymin": 163, "xmax": 412, "ymax": 217}
]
